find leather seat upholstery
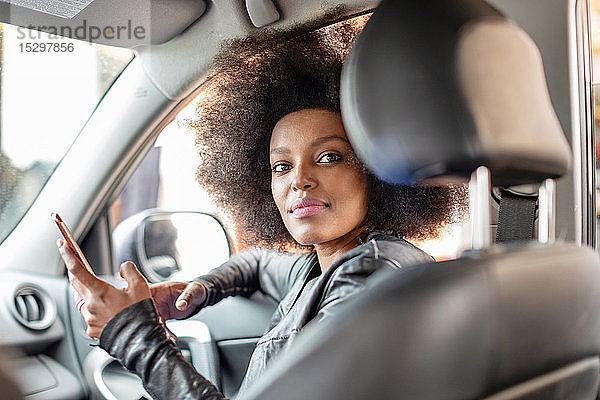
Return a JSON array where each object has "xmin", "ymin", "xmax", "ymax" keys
[
  {"xmin": 245, "ymin": 243, "xmax": 600, "ymax": 399},
  {"xmin": 340, "ymin": 0, "xmax": 570, "ymax": 186}
]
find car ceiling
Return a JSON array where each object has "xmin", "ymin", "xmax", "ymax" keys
[{"xmin": 0, "ymin": 0, "xmax": 380, "ymax": 101}]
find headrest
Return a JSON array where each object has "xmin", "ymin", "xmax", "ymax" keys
[{"xmin": 341, "ymin": 0, "xmax": 571, "ymax": 186}]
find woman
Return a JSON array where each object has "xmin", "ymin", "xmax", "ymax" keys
[{"xmin": 58, "ymin": 16, "xmax": 463, "ymax": 400}]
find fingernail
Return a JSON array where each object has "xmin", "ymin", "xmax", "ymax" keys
[
  {"xmin": 176, "ymin": 300, "xmax": 187, "ymax": 310},
  {"xmin": 56, "ymin": 239, "xmax": 64, "ymax": 248}
]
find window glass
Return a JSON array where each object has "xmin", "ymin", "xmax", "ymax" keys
[
  {"xmin": 0, "ymin": 23, "xmax": 133, "ymax": 243},
  {"xmin": 110, "ymin": 118, "xmax": 217, "ymax": 226},
  {"xmin": 109, "ymin": 111, "xmax": 227, "ymax": 281}
]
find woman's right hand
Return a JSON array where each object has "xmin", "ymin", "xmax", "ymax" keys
[{"xmin": 150, "ymin": 281, "xmax": 208, "ymax": 321}]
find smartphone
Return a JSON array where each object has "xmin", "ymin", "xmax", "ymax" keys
[{"xmin": 52, "ymin": 212, "xmax": 94, "ymax": 274}]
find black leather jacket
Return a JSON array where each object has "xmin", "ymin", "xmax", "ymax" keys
[{"xmin": 99, "ymin": 232, "xmax": 433, "ymax": 400}]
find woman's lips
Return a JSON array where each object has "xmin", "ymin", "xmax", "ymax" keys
[{"xmin": 290, "ymin": 198, "xmax": 327, "ymax": 219}]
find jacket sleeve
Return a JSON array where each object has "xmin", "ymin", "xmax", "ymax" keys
[
  {"xmin": 194, "ymin": 248, "xmax": 307, "ymax": 305},
  {"xmin": 100, "ymin": 298, "xmax": 227, "ymax": 400}
]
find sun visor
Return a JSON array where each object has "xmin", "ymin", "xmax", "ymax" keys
[{"xmin": 341, "ymin": 0, "xmax": 571, "ymax": 186}]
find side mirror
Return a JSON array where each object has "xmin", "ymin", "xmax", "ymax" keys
[{"xmin": 112, "ymin": 210, "xmax": 231, "ymax": 282}]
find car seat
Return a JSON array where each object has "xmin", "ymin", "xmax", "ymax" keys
[{"xmin": 241, "ymin": 0, "xmax": 600, "ymax": 399}]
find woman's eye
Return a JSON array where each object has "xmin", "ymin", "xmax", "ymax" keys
[
  {"xmin": 272, "ymin": 163, "xmax": 291, "ymax": 173},
  {"xmin": 317, "ymin": 153, "xmax": 342, "ymax": 163}
]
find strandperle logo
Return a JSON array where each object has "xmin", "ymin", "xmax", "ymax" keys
[{"xmin": 16, "ymin": 20, "xmax": 146, "ymax": 42}]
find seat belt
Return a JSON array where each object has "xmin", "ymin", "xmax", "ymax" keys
[{"xmin": 495, "ymin": 189, "xmax": 537, "ymax": 242}]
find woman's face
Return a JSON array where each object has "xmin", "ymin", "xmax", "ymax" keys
[{"xmin": 270, "ymin": 108, "xmax": 369, "ymax": 246}]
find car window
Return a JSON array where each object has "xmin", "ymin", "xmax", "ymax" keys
[
  {"xmin": 109, "ymin": 107, "xmax": 227, "ymax": 280},
  {"xmin": 109, "ymin": 114, "xmax": 218, "ymax": 223},
  {"xmin": 0, "ymin": 23, "xmax": 133, "ymax": 244}
]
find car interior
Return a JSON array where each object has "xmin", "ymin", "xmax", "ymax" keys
[{"xmin": 0, "ymin": 0, "xmax": 598, "ymax": 399}]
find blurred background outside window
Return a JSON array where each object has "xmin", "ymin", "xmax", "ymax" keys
[{"xmin": 0, "ymin": 23, "xmax": 133, "ymax": 244}]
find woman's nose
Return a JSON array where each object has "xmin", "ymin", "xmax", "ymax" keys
[{"xmin": 291, "ymin": 165, "xmax": 316, "ymax": 191}]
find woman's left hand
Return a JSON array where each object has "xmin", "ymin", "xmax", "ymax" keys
[{"xmin": 57, "ymin": 239, "xmax": 152, "ymax": 339}]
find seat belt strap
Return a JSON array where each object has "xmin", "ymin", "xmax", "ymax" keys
[{"xmin": 496, "ymin": 189, "xmax": 537, "ymax": 242}]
